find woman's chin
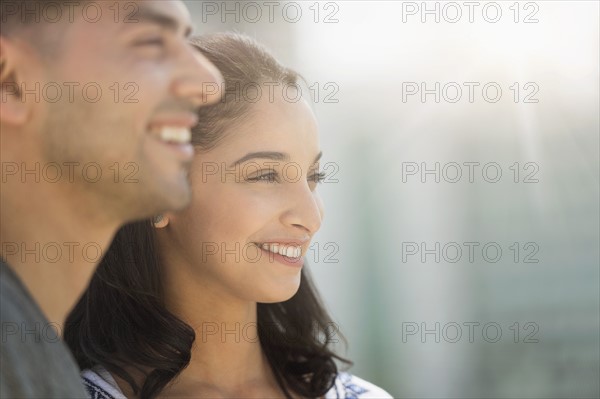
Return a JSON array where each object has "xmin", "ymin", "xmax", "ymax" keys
[{"xmin": 257, "ymin": 283, "xmax": 301, "ymax": 303}]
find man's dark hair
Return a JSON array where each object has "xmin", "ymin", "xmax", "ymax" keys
[{"xmin": 1, "ymin": 0, "xmax": 86, "ymax": 38}]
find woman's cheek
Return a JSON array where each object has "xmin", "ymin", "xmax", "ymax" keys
[{"xmin": 314, "ymin": 193, "xmax": 325, "ymax": 221}]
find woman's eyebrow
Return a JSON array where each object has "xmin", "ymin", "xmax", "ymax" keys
[
  {"xmin": 231, "ymin": 151, "xmax": 323, "ymax": 167},
  {"xmin": 313, "ymin": 151, "xmax": 323, "ymax": 164},
  {"xmin": 230, "ymin": 152, "xmax": 290, "ymax": 167}
]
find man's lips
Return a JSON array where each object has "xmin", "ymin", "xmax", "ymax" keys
[
  {"xmin": 148, "ymin": 113, "xmax": 198, "ymax": 141},
  {"xmin": 151, "ymin": 126, "xmax": 192, "ymax": 145},
  {"xmin": 147, "ymin": 113, "xmax": 198, "ymax": 161},
  {"xmin": 148, "ymin": 113, "xmax": 199, "ymax": 130}
]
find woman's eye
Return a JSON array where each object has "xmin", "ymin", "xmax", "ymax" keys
[
  {"xmin": 309, "ymin": 171, "xmax": 326, "ymax": 184},
  {"xmin": 249, "ymin": 172, "xmax": 278, "ymax": 183}
]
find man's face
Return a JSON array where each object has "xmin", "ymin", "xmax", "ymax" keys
[{"xmin": 17, "ymin": 0, "xmax": 223, "ymax": 221}]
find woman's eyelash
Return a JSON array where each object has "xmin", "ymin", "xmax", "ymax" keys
[
  {"xmin": 310, "ymin": 171, "xmax": 326, "ymax": 183},
  {"xmin": 249, "ymin": 172, "xmax": 278, "ymax": 183},
  {"xmin": 248, "ymin": 171, "xmax": 326, "ymax": 184}
]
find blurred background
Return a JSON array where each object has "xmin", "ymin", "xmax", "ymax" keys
[{"xmin": 184, "ymin": 1, "xmax": 599, "ymax": 397}]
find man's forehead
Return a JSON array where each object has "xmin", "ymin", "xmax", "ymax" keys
[
  {"xmin": 72, "ymin": 0, "xmax": 194, "ymax": 35},
  {"xmin": 0, "ymin": 1, "xmax": 193, "ymax": 37},
  {"xmin": 131, "ymin": 0, "xmax": 192, "ymax": 32}
]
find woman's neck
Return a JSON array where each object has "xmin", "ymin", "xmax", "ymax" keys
[{"xmin": 154, "ymin": 259, "xmax": 285, "ymax": 398}]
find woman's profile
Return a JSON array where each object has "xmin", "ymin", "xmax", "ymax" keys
[{"xmin": 64, "ymin": 33, "xmax": 392, "ymax": 399}]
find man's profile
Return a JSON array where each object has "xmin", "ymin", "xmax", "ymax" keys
[{"xmin": 0, "ymin": 1, "xmax": 223, "ymax": 396}]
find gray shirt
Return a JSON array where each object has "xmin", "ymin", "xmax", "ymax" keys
[{"xmin": 0, "ymin": 259, "xmax": 88, "ymax": 398}]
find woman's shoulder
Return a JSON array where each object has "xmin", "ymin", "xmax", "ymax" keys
[
  {"xmin": 80, "ymin": 367, "xmax": 127, "ymax": 399},
  {"xmin": 326, "ymin": 372, "xmax": 394, "ymax": 399}
]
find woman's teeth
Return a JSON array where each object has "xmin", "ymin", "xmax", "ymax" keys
[
  {"xmin": 260, "ymin": 243, "xmax": 302, "ymax": 258},
  {"xmin": 157, "ymin": 126, "xmax": 192, "ymax": 144}
]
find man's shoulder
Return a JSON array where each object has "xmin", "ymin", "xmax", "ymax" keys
[
  {"xmin": 0, "ymin": 259, "xmax": 88, "ymax": 398},
  {"xmin": 1, "ymin": 259, "xmax": 38, "ymax": 321},
  {"xmin": 0, "ymin": 258, "xmax": 45, "ymax": 335},
  {"xmin": 327, "ymin": 371, "xmax": 394, "ymax": 399}
]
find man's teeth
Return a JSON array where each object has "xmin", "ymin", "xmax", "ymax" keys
[
  {"xmin": 158, "ymin": 126, "xmax": 191, "ymax": 144},
  {"xmin": 260, "ymin": 243, "xmax": 302, "ymax": 258}
]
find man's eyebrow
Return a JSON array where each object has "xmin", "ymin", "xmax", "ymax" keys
[
  {"xmin": 130, "ymin": 7, "xmax": 193, "ymax": 37},
  {"xmin": 230, "ymin": 151, "xmax": 323, "ymax": 167}
]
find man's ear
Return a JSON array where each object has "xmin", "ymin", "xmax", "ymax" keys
[{"xmin": 0, "ymin": 36, "xmax": 29, "ymax": 127}]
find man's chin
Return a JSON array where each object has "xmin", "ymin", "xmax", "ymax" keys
[
  {"xmin": 121, "ymin": 178, "xmax": 192, "ymax": 223},
  {"xmin": 154, "ymin": 177, "xmax": 193, "ymax": 213},
  {"xmin": 166, "ymin": 184, "xmax": 193, "ymax": 212}
]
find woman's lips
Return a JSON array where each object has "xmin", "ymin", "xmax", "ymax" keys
[{"xmin": 256, "ymin": 243, "xmax": 305, "ymax": 268}]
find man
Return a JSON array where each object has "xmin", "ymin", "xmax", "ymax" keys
[{"xmin": 0, "ymin": 1, "xmax": 222, "ymax": 396}]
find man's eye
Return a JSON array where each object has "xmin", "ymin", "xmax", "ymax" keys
[{"xmin": 135, "ymin": 37, "xmax": 165, "ymax": 47}]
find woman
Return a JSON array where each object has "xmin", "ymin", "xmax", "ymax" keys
[{"xmin": 65, "ymin": 33, "xmax": 392, "ymax": 399}]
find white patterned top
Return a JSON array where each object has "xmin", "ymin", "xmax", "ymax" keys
[{"xmin": 81, "ymin": 366, "xmax": 393, "ymax": 399}]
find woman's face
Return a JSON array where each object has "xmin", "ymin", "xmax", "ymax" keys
[{"xmin": 161, "ymin": 89, "xmax": 324, "ymax": 303}]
